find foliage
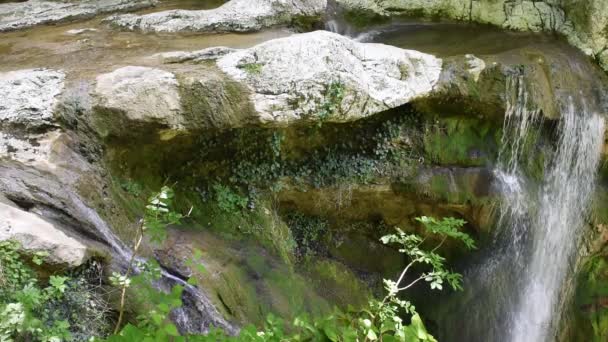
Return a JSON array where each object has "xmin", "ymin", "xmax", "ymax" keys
[
  {"xmin": 104, "ymin": 215, "xmax": 473, "ymax": 341},
  {"xmin": 119, "ymin": 179, "xmax": 143, "ymax": 197},
  {"xmin": 317, "ymin": 81, "xmax": 345, "ymax": 125},
  {"xmin": 213, "ymin": 184, "xmax": 249, "ymax": 214},
  {"xmin": 285, "ymin": 213, "xmax": 329, "ymax": 260},
  {"xmin": 110, "ymin": 186, "xmax": 186, "ymax": 334},
  {"xmin": 0, "ymin": 244, "xmax": 113, "ymax": 342},
  {"xmin": 239, "ymin": 63, "xmax": 263, "ymax": 75}
]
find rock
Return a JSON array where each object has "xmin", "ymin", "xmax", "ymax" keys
[
  {"xmin": 92, "ymin": 66, "xmax": 184, "ymax": 136},
  {"xmin": 335, "ymin": 0, "xmax": 608, "ymax": 74},
  {"xmin": 106, "ymin": 0, "xmax": 326, "ymax": 33},
  {"xmin": 0, "ymin": 201, "xmax": 90, "ymax": 267},
  {"xmin": 0, "ymin": 0, "xmax": 157, "ymax": 32},
  {"xmin": 217, "ymin": 30, "xmax": 442, "ymax": 125},
  {"xmin": 91, "ymin": 31, "xmax": 441, "ymax": 133},
  {"xmin": 150, "ymin": 47, "xmax": 238, "ymax": 64},
  {"xmin": 0, "ymin": 69, "xmax": 65, "ymax": 130},
  {"xmin": 65, "ymin": 28, "xmax": 98, "ymax": 35}
]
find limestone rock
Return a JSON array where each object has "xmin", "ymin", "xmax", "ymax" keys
[
  {"xmin": 107, "ymin": 0, "xmax": 326, "ymax": 33},
  {"xmin": 0, "ymin": 69, "xmax": 65, "ymax": 129},
  {"xmin": 335, "ymin": 0, "xmax": 608, "ymax": 73},
  {"xmin": 217, "ymin": 30, "xmax": 442, "ymax": 125},
  {"xmin": 92, "ymin": 66, "xmax": 183, "ymax": 136},
  {"xmin": 150, "ymin": 46, "xmax": 238, "ymax": 64},
  {"xmin": 0, "ymin": 202, "xmax": 89, "ymax": 267},
  {"xmin": 0, "ymin": 0, "xmax": 157, "ymax": 32}
]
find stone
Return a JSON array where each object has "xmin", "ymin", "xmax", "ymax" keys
[
  {"xmin": 91, "ymin": 32, "xmax": 441, "ymax": 132},
  {"xmin": 0, "ymin": 201, "xmax": 90, "ymax": 267},
  {"xmin": 335, "ymin": 0, "xmax": 608, "ymax": 74},
  {"xmin": 92, "ymin": 66, "xmax": 184, "ymax": 136},
  {"xmin": 0, "ymin": 0, "xmax": 157, "ymax": 32},
  {"xmin": 149, "ymin": 46, "xmax": 238, "ymax": 64},
  {"xmin": 217, "ymin": 30, "xmax": 442, "ymax": 125},
  {"xmin": 0, "ymin": 69, "xmax": 65, "ymax": 129},
  {"xmin": 106, "ymin": 0, "xmax": 326, "ymax": 33}
]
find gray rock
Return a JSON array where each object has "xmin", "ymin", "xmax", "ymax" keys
[
  {"xmin": 0, "ymin": 0, "xmax": 157, "ymax": 32},
  {"xmin": 335, "ymin": 0, "xmax": 608, "ymax": 73},
  {"xmin": 92, "ymin": 66, "xmax": 184, "ymax": 136},
  {"xmin": 107, "ymin": 0, "xmax": 326, "ymax": 33},
  {"xmin": 91, "ymin": 31, "xmax": 441, "ymax": 132},
  {"xmin": 150, "ymin": 46, "xmax": 238, "ymax": 64},
  {"xmin": 0, "ymin": 68, "xmax": 65, "ymax": 129},
  {"xmin": 217, "ymin": 30, "xmax": 442, "ymax": 125},
  {"xmin": 0, "ymin": 201, "xmax": 90, "ymax": 267}
]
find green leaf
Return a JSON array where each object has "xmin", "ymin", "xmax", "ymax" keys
[{"xmin": 164, "ymin": 323, "xmax": 179, "ymax": 336}]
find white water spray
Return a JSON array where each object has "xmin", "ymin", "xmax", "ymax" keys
[{"xmin": 509, "ymin": 97, "xmax": 605, "ymax": 341}]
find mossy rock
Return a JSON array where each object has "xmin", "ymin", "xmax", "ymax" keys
[
  {"xmin": 303, "ymin": 258, "xmax": 373, "ymax": 308},
  {"xmin": 422, "ymin": 116, "xmax": 498, "ymax": 166},
  {"xmin": 574, "ymin": 253, "xmax": 608, "ymax": 341}
]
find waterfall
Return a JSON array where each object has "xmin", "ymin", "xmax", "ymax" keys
[
  {"xmin": 498, "ymin": 75, "xmax": 605, "ymax": 340},
  {"xmin": 508, "ymin": 97, "xmax": 605, "ymax": 341},
  {"xmin": 437, "ymin": 72, "xmax": 605, "ymax": 341}
]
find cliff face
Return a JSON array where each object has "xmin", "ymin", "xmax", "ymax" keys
[
  {"xmin": 1, "ymin": 0, "xmax": 608, "ymax": 340},
  {"xmin": 336, "ymin": 0, "xmax": 608, "ymax": 72}
]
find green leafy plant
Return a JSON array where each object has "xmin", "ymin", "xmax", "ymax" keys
[
  {"xmin": 239, "ymin": 63, "xmax": 263, "ymax": 75},
  {"xmin": 111, "ymin": 186, "xmax": 186, "ymax": 334},
  {"xmin": 317, "ymin": 81, "xmax": 345, "ymax": 125},
  {"xmin": 0, "ymin": 243, "xmax": 112, "ymax": 342},
  {"xmin": 119, "ymin": 179, "xmax": 143, "ymax": 197},
  {"xmin": 106, "ymin": 215, "xmax": 472, "ymax": 341},
  {"xmin": 213, "ymin": 184, "xmax": 248, "ymax": 213}
]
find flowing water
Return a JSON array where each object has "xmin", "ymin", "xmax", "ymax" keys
[
  {"xmin": 432, "ymin": 69, "xmax": 605, "ymax": 341},
  {"xmin": 508, "ymin": 98, "xmax": 605, "ymax": 341}
]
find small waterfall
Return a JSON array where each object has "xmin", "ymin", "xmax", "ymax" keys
[
  {"xmin": 438, "ymin": 72, "xmax": 605, "ymax": 341},
  {"xmin": 67, "ymin": 189, "xmax": 236, "ymax": 334},
  {"xmin": 508, "ymin": 99, "xmax": 605, "ymax": 341}
]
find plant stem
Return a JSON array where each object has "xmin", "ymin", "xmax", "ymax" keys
[{"xmin": 113, "ymin": 219, "xmax": 145, "ymax": 334}]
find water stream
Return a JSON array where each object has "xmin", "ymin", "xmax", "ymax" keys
[
  {"xmin": 433, "ymin": 71, "xmax": 605, "ymax": 341},
  {"xmin": 508, "ymin": 97, "xmax": 605, "ymax": 341}
]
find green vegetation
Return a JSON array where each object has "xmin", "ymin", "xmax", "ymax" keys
[
  {"xmin": 239, "ymin": 63, "xmax": 263, "ymax": 75},
  {"xmin": 1, "ymin": 181, "xmax": 474, "ymax": 341},
  {"xmin": 285, "ymin": 213, "xmax": 329, "ymax": 260},
  {"xmin": 316, "ymin": 81, "xmax": 346, "ymax": 125},
  {"xmin": 0, "ymin": 241, "xmax": 113, "ymax": 341}
]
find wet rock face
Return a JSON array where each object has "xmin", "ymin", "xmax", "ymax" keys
[
  {"xmin": 0, "ymin": 0, "xmax": 157, "ymax": 32},
  {"xmin": 336, "ymin": 0, "xmax": 608, "ymax": 72},
  {"xmin": 107, "ymin": 0, "xmax": 327, "ymax": 33}
]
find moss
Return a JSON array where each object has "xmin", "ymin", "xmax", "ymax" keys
[
  {"xmin": 422, "ymin": 116, "xmax": 498, "ymax": 166},
  {"xmin": 574, "ymin": 254, "xmax": 608, "ymax": 341},
  {"xmin": 303, "ymin": 258, "xmax": 372, "ymax": 309},
  {"xmin": 291, "ymin": 15, "xmax": 323, "ymax": 32},
  {"xmin": 239, "ymin": 63, "xmax": 263, "ymax": 75}
]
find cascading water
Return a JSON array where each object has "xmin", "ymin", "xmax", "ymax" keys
[
  {"xmin": 508, "ymin": 97, "xmax": 605, "ymax": 341},
  {"xmin": 436, "ymin": 70, "xmax": 605, "ymax": 342},
  {"xmin": 66, "ymin": 188, "xmax": 236, "ymax": 334}
]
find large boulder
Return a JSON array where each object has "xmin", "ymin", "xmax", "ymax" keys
[
  {"xmin": 216, "ymin": 30, "xmax": 442, "ymax": 125},
  {"xmin": 92, "ymin": 66, "xmax": 185, "ymax": 136},
  {"xmin": 107, "ymin": 0, "xmax": 327, "ymax": 33},
  {"xmin": 91, "ymin": 31, "xmax": 442, "ymax": 135},
  {"xmin": 0, "ymin": 0, "xmax": 157, "ymax": 32}
]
